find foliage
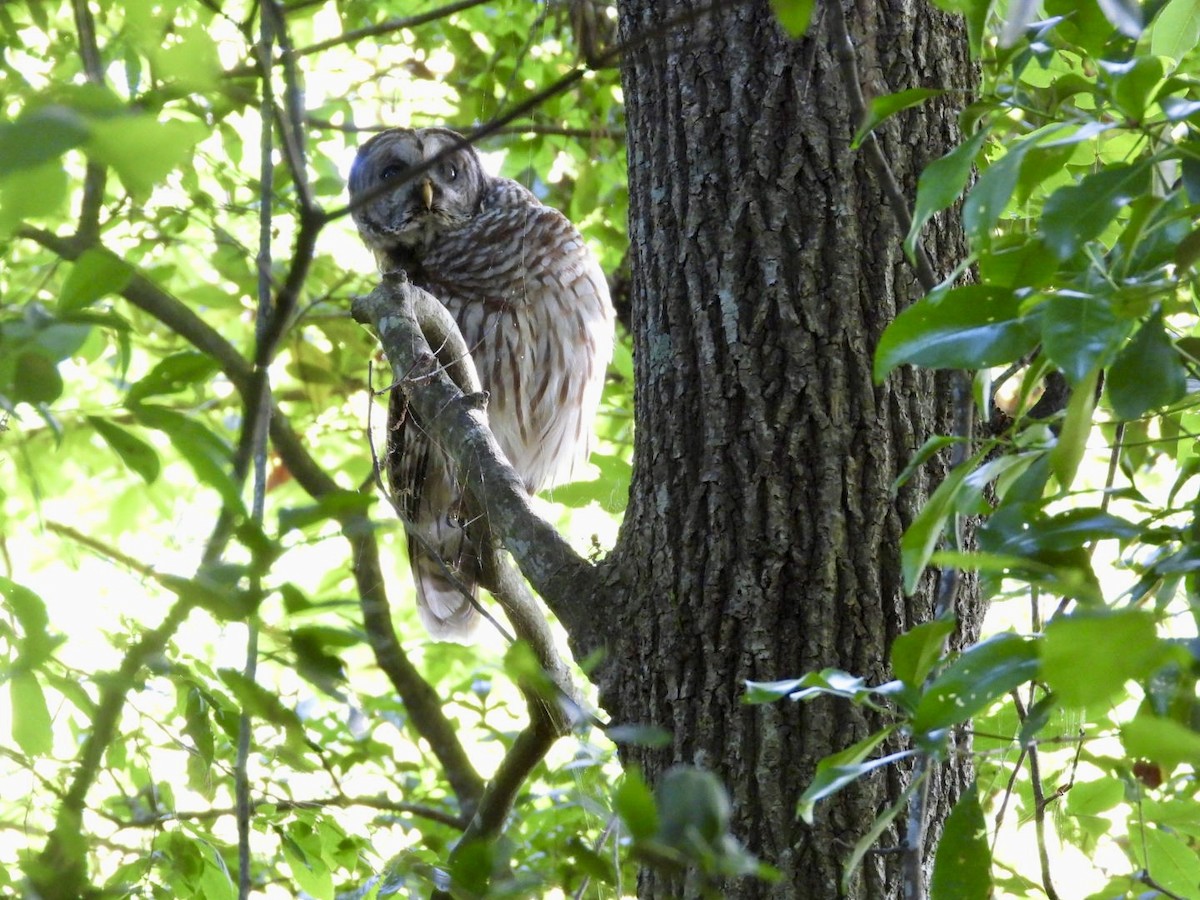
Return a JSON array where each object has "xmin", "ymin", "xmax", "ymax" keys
[
  {"xmin": 0, "ymin": 0, "xmax": 634, "ymax": 897},
  {"xmin": 755, "ymin": 1, "xmax": 1200, "ymax": 897}
]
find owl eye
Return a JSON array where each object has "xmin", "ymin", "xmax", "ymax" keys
[
  {"xmin": 446, "ymin": 163, "xmax": 458, "ymax": 181},
  {"xmin": 379, "ymin": 163, "xmax": 407, "ymax": 182}
]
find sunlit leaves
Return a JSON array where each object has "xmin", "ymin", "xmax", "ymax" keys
[
  {"xmin": 1151, "ymin": 0, "xmax": 1200, "ymax": 63},
  {"xmin": 88, "ymin": 115, "xmax": 209, "ymax": 197},
  {"xmin": 1041, "ymin": 610, "xmax": 1168, "ymax": 707},
  {"xmin": 1122, "ymin": 713, "xmax": 1200, "ymax": 769},
  {"xmin": 59, "ymin": 249, "xmax": 133, "ymax": 313},
  {"xmin": 9, "ymin": 672, "xmax": 53, "ymax": 756}
]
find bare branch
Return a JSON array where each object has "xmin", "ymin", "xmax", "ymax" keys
[
  {"xmin": 307, "ymin": 116, "xmax": 625, "ymax": 142},
  {"xmin": 290, "ymin": 0, "xmax": 492, "ymax": 59}
]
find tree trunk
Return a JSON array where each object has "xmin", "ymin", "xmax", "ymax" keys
[{"xmin": 598, "ymin": 1, "xmax": 981, "ymax": 896}]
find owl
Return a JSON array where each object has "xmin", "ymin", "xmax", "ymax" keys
[{"xmin": 348, "ymin": 127, "xmax": 615, "ymax": 641}]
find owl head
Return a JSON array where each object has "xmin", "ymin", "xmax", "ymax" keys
[{"xmin": 348, "ymin": 127, "xmax": 489, "ymax": 257}]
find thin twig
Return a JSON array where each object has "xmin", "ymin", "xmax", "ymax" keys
[
  {"xmin": 1013, "ymin": 690, "xmax": 1060, "ymax": 900},
  {"xmin": 292, "ymin": 0, "xmax": 492, "ymax": 58},
  {"xmin": 70, "ymin": 0, "xmax": 107, "ymax": 244},
  {"xmin": 827, "ymin": 0, "xmax": 940, "ymax": 293},
  {"xmin": 308, "ymin": 117, "xmax": 625, "ymax": 141},
  {"xmin": 31, "ymin": 598, "xmax": 196, "ymax": 900},
  {"xmin": 126, "ymin": 794, "xmax": 466, "ymax": 831}
]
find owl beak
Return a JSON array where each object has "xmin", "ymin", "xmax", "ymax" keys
[{"xmin": 421, "ymin": 178, "xmax": 434, "ymax": 211}]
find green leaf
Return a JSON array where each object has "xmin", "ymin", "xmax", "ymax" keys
[
  {"xmin": 904, "ymin": 128, "xmax": 989, "ymax": 263},
  {"xmin": 1041, "ymin": 162, "xmax": 1152, "ymax": 261},
  {"xmin": 930, "ymin": 783, "xmax": 991, "ymax": 900},
  {"xmin": 282, "ymin": 834, "xmax": 334, "ymax": 900},
  {"xmin": 1107, "ymin": 312, "xmax": 1186, "ymax": 420},
  {"xmin": 1041, "ymin": 610, "xmax": 1165, "ymax": 708},
  {"xmin": 769, "ymin": 0, "xmax": 815, "ymax": 36},
  {"xmin": 656, "ymin": 766, "xmax": 731, "ymax": 847},
  {"xmin": 1122, "ymin": 713, "xmax": 1200, "ymax": 769},
  {"xmin": 0, "ymin": 160, "xmax": 70, "ymax": 236},
  {"xmin": 0, "ymin": 106, "xmax": 89, "ymax": 177},
  {"xmin": 277, "ymin": 491, "xmax": 374, "ymax": 534},
  {"xmin": 1065, "ymin": 777, "xmax": 1125, "ymax": 817},
  {"xmin": 1151, "ymin": 0, "xmax": 1200, "ymax": 63},
  {"xmin": 900, "ymin": 454, "xmax": 978, "ymax": 594},
  {"xmin": 129, "ymin": 404, "xmax": 242, "ymax": 511},
  {"xmin": 913, "ymin": 633, "xmax": 1040, "ymax": 733},
  {"xmin": 963, "ymin": 127, "xmax": 1065, "ymax": 241},
  {"xmin": 893, "ymin": 435, "xmax": 961, "ymax": 491},
  {"xmin": 10, "ymin": 671, "xmax": 53, "ymax": 756},
  {"xmin": 0, "ymin": 577, "xmax": 50, "ymax": 651},
  {"xmin": 87, "ymin": 115, "xmax": 208, "ymax": 196},
  {"xmin": 875, "ymin": 286, "xmax": 1038, "ymax": 382},
  {"xmin": 59, "ymin": 249, "xmax": 133, "ymax": 313},
  {"xmin": 127, "ymin": 351, "xmax": 221, "ymax": 404},
  {"xmin": 891, "ymin": 616, "xmax": 957, "ymax": 687},
  {"xmin": 88, "ymin": 417, "xmax": 161, "ymax": 483},
  {"xmin": 1049, "ymin": 368, "xmax": 1098, "ymax": 492},
  {"xmin": 614, "ymin": 770, "xmax": 659, "ymax": 841},
  {"xmin": 853, "ymin": 88, "xmax": 945, "ymax": 149},
  {"xmin": 744, "ymin": 677, "xmax": 806, "ymax": 704},
  {"xmin": 797, "ymin": 748, "xmax": 913, "ymax": 824},
  {"xmin": 1127, "ymin": 823, "xmax": 1200, "ymax": 899},
  {"xmin": 1040, "ymin": 292, "xmax": 1131, "ymax": 385},
  {"xmin": 12, "ymin": 351, "xmax": 63, "ymax": 405}
]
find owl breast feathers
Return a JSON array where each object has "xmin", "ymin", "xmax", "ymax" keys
[{"xmin": 349, "ymin": 127, "xmax": 615, "ymax": 641}]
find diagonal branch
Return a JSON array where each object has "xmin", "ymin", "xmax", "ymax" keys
[{"xmin": 350, "ymin": 275, "xmax": 605, "ymax": 652}]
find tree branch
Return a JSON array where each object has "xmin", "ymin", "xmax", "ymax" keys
[
  {"xmin": 71, "ymin": 0, "xmax": 107, "ymax": 245},
  {"xmin": 30, "ymin": 597, "xmax": 196, "ymax": 899},
  {"xmin": 290, "ymin": 0, "xmax": 492, "ymax": 59},
  {"xmin": 350, "ymin": 276, "xmax": 604, "ymax": 648}
]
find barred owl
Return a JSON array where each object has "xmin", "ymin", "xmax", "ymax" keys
[{"xmin": 348, "ymin": 127, "xmax": 614, "ymax": 641}]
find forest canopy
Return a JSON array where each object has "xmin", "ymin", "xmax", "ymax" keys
[{"xmin": 2, "ymin": 0, "xmax": 1200, "ymax": 898}]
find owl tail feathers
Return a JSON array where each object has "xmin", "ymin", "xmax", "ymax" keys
[{"xmin": 410, "ymin": 546, "xmax": 482, "ymax": 642}]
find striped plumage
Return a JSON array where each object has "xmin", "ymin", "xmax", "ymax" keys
[{"xmin": 349, "ymin": 127, "xmax": 614, "ymax": 640}]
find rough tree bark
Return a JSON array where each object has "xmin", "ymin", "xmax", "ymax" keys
[{"xmin": 590, "ymin": 1, "xmax": 983, "ymax": 896}]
